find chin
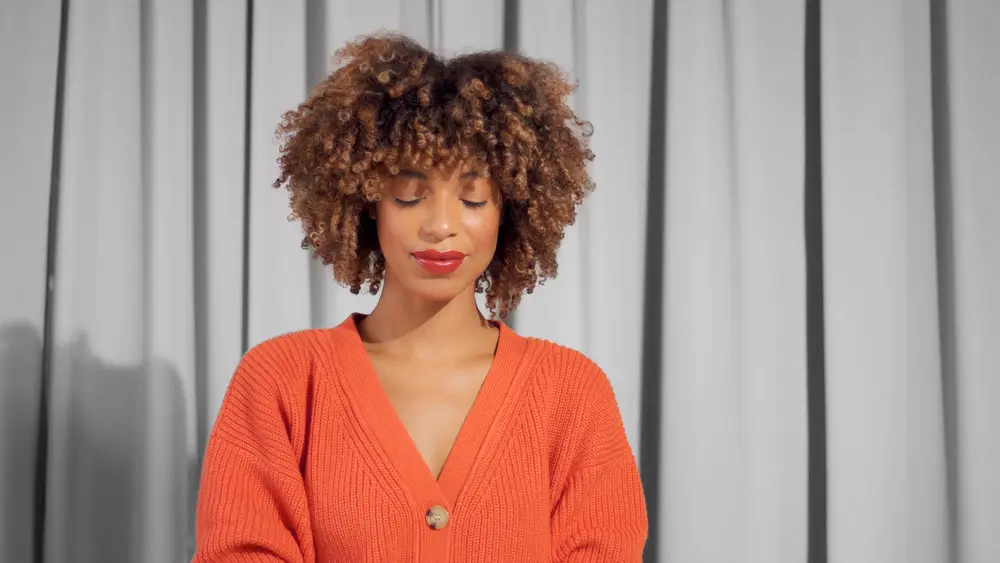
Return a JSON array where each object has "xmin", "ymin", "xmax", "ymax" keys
[{"xmin": 405, "ymin": 278, "xmax": 474, "ymax": 304}]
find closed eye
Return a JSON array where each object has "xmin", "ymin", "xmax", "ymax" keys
[
  {"xmin": 393, "ymin": 197, "xmax": 422, "ymax": 207},
  {"xmin": 462, "ymin": 200, "xmax": 488, "ymax": 209}
]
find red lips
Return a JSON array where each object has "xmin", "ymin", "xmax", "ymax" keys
[{"xmin": 411, "ymin": 249, "xmax": 466, "ymax": 274}]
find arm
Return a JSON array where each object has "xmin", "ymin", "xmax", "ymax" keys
[
  {"xmin": 550, "ymin": 363, "xmax": 648, "ymax": 563},
  {"xmin": 193, "ymin": 347, "xmax": 314, "ymax": 563}
]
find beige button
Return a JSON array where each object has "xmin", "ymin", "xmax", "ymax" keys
[{"xmin": 425, "ymin": 505, "xmax": 450, "ymax": 530}]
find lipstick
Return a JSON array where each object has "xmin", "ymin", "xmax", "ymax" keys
[{"xmin": 411, "ymin": 249, "xmax": 466, "ymax": 274}]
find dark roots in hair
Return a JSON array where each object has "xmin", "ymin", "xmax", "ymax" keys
[{"xmin": 273, "ymin": 32, "xmax": 594, "ymax": 318}]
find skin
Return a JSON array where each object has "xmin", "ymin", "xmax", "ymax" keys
[{"xmin": 356, "ymin": 165, "xmax": 504, "ymax": 479}]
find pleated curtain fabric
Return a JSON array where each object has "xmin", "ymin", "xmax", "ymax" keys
[{"xmin": 0, "ymin": 1, "xmax": 997, "ymax": 562}]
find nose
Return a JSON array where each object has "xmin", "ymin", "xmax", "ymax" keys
[{"xmin": 419, "ymin": 195, "xmax": 459, "ymax": 241}]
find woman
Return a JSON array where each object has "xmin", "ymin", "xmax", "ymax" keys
[{"xmin": 193, "ymin": 33, "xmax": 647, "ymax": 562}]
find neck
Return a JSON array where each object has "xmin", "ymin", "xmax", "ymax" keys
[{"xmin": 360, "ymin": 278, "xmax": 492, "ymax": 354}]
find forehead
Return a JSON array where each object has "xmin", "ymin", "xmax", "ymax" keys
[{"xmin": 384, "ymin": 158, "xmax": 490, "ymax": 182}]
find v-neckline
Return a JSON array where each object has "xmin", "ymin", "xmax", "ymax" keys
[{"xmin": 336, "ymin": 313, "xmax": 522, "ymax": 504}]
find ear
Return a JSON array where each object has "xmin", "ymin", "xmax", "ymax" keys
[
  {"xmin": 493, "ymin": 188, "xmax": 504, "ymax": 226},
  {"xmin": 367, "ymin": 202, "xmax": 377, "ymax": 220}
]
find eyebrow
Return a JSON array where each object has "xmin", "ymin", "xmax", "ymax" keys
[
  {"xmin": 396, "ymin": 168, "xmax": 480, "ymax": 181},
  {"xmin": 396, "ymin": 169, "xmax": 427, "ymax": 180}
]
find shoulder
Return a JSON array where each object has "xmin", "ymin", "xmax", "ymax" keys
[
  {"xmin": 517, "ymin": 336, "xmax": 623, "ymax": 427},
  {"xmin": 224, "ymin": 327, "xmax": 348, "ymax": 413},
  {"xmin": 240, "ymin": 328, "xmax": 335, "ymax": 369},
  {"xmin": 212, "ymin": 328, "xmax": 343, "ymax": 448},
  {"xmin": 519, "ymin": 337, "xmax": 633, "ymax": 475},
  {"xmin": 522, "ymin": 336, "xmax": 616, "ymax": 400},
  {"xmin": 237, "ymin": 329, "xmax": 331, "ymax": 383}
]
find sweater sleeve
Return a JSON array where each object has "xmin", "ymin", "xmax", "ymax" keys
[
  {"xmin": 192, "ymin": 344, "xmax": 315, "ymax": 563},
  {"xmin": 550, "ymin": 361, "xmax": 648, "ymax": 563}
]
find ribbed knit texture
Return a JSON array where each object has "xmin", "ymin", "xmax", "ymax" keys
[{"xmin": 193, "ymin": 315, "xmax": 647, "ymax": 562}]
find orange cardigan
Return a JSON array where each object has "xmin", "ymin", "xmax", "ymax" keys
[{"xmin": 194, "ymin": 315, "xmax": 647, "ymax": 562}]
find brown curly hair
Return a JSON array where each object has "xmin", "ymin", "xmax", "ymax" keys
[{"xmin": 273, "ymin": 32, "xmax": 594, "ymax": 318}]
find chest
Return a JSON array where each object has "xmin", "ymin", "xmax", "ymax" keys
[
  {"xmin": 304, "ymin": 367, "xmax": 554, "ymax": 562},
  {"xmin": 369, "ymin": 356, "xmax": 493, "ymax": 478}
]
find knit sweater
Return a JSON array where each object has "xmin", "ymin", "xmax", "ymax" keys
[{"xmin": 193, "ymin": 314, "xmax": 647, "ymax": 562}]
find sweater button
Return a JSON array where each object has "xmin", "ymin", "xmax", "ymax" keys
[{"xmin": 425, "ymin": 505, "xmax": 450, "ymax": 530}]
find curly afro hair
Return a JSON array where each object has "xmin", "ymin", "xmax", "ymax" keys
[{"xmin": 273, "ymin": 32, "xmax": 594, "ymax": 318}]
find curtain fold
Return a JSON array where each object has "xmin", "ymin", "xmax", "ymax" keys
[
  {"xmin": 659, "ymin": 1, "xmax": 807, "ymax": 561},
  {"xmin": 0, "ymin": 1, "xmax": 61, "ymax": 562},
  {"xmin": 46, "ymin": 3, "xmax": 154, "ymax": 562},
  {"xmin": 823, "ymin": 1, "xmax": 948, "ymax": 561},
  {"xmin": 199, "ymin": 0, "xmax": 249, "ymax": 443},
  {"xmin": 1, "ymin": 1, "xmax": 998, "ymax": 563},
  {"xmin": 945, "ymin": 3, "xmax": 1000, "ymax": 561},
  {"xmin": 247, "ymin": 0, "xmax": 312, "ymax": 348}
]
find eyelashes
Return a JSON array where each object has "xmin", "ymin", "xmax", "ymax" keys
[
  {"xmin": 393, "ymin": 198, "xmax": 421, "ymax": 208},
  {"xmin": 393, "ymin": 198, "xmax": 488, "ymax": 209}
]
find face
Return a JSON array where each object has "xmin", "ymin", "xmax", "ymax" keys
[{"xmin": 373, "ymin": 165, "xmax": 502, "ymax": 304}]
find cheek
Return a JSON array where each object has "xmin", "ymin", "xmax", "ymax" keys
[
  {"xmin": 374, "ymin": 203, "xmax": 410, "ymax": 253},
  {"xmin": 463, "ymin": 209, "xmax": 501, "ymax": 256}
]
